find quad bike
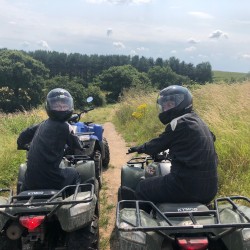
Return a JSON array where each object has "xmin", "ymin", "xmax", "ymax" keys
[
  {"xmin": 67, "ymin": 96, "xmax": 110, "ymax": 188},
  {"xmin": 116, "ymin": 151, "xmax": 250, "ymax": 250},
  {"xmin": 0, "ymin": 153, "xmax": 100, "ymax": 250}
]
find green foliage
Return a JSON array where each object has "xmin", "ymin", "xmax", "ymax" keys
[
  {"xmin": 0, "ymin": 50, "xmax": 49, "ymax": 112},
  {"xmin": 193, "ymin": 83, "xmax": 250, "ymax": 196},
  {"xmin": 195, "ymin": 62, "xmax": 213, "ymax": 83},
  {"xmin": 0, "ymin": 109, "xmax": 45, "ymax": 187},
  {"xmin": 114, "ymin": 82, "xmax": 250, "ymax": 196},
  {"xmin": 95, "ymin": 65, "xmax": 152, "ymax": 103},
  {"xmin": 113, "ymin": 87, "xmax": 162, "ymax": 144},
  {"xmin": 148, "ymin": 66, "xmax": 191, "ymax": 88},
  {"xmin": 45, "ymin": 75, "xmax": 105, "ymax": 109}
]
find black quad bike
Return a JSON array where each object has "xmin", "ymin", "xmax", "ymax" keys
[
  {"xmin": 0, "ymin": 152, "xmax": 100, "ymax": 250},
  {"xmin": 116, "ymin": 152, "xmax": 250, "ymax": 250}
]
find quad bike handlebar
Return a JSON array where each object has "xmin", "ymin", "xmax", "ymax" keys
[
  {"xmin": 127, "ymin": 150, "xmax": 170, "ymax": 163},
  {"xmin": 68, "ymin": 107, "xmax": 94, "ymax": 124}
]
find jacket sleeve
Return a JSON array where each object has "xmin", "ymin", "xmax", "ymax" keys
[
  {"xmin": 66, "ymin": 124, "xmax": 84, "ymax": 150},
  {"xmin": 17, "ymin": 124, "xmax": 40, "ymax": 149},
  {"xmin": 137, "ymin": 125, "xmax": 174, "ymax": 155}
]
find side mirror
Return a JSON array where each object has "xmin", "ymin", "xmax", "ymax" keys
[{"xmin": 87, "ymin": 96, "xmax": 93, "ymax": 103}]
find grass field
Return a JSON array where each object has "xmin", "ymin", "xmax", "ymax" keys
[
  {"xmin": 213, "ymin": 70, "xmax": 249, "ymax": 82},
  {"xmin": 114, "ymin": 82, "xmax": 250, "ymax": 197}
]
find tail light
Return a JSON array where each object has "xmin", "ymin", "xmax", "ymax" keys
[
  {"xmin": 19, "ymin": 215, "xmax": 45, "ymax": 231},
  {"xmin": 177, "ymin": 237, "xmax": 208, "ymax": 250}
]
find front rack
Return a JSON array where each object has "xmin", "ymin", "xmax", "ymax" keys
[{"xmin": 116, "ymin": 196, "xmax": 250, "ymax": 233}]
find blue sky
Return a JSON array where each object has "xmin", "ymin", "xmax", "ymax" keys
[{"xmin": 1, "ymin": 0, "xmax": 250, "ymax": 72}]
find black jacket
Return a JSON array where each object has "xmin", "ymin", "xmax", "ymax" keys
[
  {"xmin": 17, "ymin": 118, "xmax": 83, "ymax": 189},
  {"xmin": 137, "ymin": 111, "xmax": 218, "ymax": 185}
]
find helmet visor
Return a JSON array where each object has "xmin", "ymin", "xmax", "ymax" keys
[
  {"xmin": 157, "ymin": 94, "xmax": 184, "ymax": 113},
  {"xmin": 47, "ymin": 95, "xmax": 73, "ymax": 111}
]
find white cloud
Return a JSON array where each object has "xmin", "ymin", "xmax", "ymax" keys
[
  {"xmin": 188, "ymin": 11, "xmax": 214, "ymax": 19},
  {"xmin": 130, "ymin": 50, "xmax": 137, "ymax": 55},
  {"xmin": 187, "ymin": 38, "xmax": 199, "ymax": 44},
  {"xmin": 170, "ymin": 50, "xmax": 177, "ymax": 54},
  {"xmin": 241, "ymin": 54, "xmax": 250, "ymax": 59},
  {"xmin": 136, "ymin": 46, "xmax": 148, "ymax": 51},
  {"xmin": 198, "ymin": 54, "xmax": 208, "ymax": 59},
  {"xmin": 113, "ymin": 41, "xmax": 125, "ymax": 49},
  {"xmin": 9, "ymin": 21, "xmax": 17, "ymax": 25},
  {"xmin": 37, "ymin": 40, "xmax": 50, "ymax": 50},
  {"xmin": 185, "ymin": 46, "xmax": 196, "ymax": 52},
  {"xmin": 107, "ymin": 28, "xmax": 113, "ymax": 36},
  {"xmin": 209, "ymin": 30, "xmax": 228, "ymax": 39},
  {"xmin": 21, "ymin": 41, "xmax": 30, "ymax": 48}
]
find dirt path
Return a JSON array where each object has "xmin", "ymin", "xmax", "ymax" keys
[{"xmin": 100, "ymin": 122, "xmax": 131, "ymax": 250}]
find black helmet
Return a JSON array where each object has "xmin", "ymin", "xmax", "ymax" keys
[
  {"xmin": 45, "ymin": 88, "xmax": 74, "ymax": 121},
  {"xmin": 157, "ymin": 85, "xmax": 193, "ymax": 125}
]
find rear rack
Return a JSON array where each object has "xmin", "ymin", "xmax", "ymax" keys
[
  {"xmin": 116, "ymin": 196, "xmax": 250, "ymax": 233},
  {"xmin": 0, "ymin": 183, "xmax": 94, "ymax": 219}
]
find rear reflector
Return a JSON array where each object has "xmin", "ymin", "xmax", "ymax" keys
[
  {"xmin": 19, "ymin": 215, "xmax": 45, "ymax": 230},
  {"xmin": 177, "ymin": 237, "xmax": 208, "ymax": 250}
]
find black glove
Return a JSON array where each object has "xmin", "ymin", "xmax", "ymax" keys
[
  {"xmin": 17, "ymin": 143, "xmax": 30, "ymax": 151},
  {"xmin": 128, "ymin": 145, "xmax": 144, "ymax": 154},
  {"xmin": 128, "ymin": 146, "xmax": 139, "ymax": 154}
]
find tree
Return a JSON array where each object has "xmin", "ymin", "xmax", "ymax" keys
[
  {"xmin": 148, "ymin": 66, "xmax": 190, "ymax": 89},
  {"xmin": 0, "ymin": 50, "xmax": 49, "ymax": 112},
  {"xmin": 45, "ymin": 75, "xmax": 105, "ymax": 109},
  {"xmin": 94, "ymin": 65, "xmax": 151, "ymax": 103},
  {"xmin": 195, "ymin": 62, "xmax": 213, "ymax": 83}
]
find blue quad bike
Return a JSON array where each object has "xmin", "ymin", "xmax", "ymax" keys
[
  {"xmin": 66, "ymin": 96, "xmax": 110, "ymax": 189},
  {"xmin": 116, "ymin": 151, "xmax": 250, "ymax": 250}
]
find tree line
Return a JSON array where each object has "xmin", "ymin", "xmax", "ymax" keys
[{"xmin": 0, "ymin": 48, "xmax": 213, "ymax": 113}]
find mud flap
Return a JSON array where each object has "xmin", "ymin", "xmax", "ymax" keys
[
  {"xmin": 75, "ymin": 160, "xmax": 96, "ymax": 184},
  {"xmin": 121, "ymin": 165, "xmax": 144, "ymax": 190}
]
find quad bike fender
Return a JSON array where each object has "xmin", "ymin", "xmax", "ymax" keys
[
  {"xmin": 56, "ymin": 192, "xmax": 97, "ymax": 232},
  {"xmin": 118, "ymin": 208, "xmax": 164, "ymax": 250},
  {"xmin": 121, "ymin": 165, "xmax": 145, "ymax": 191},
  {"xmin": 16, "ymin": 163, "xmax": 27, "ymax": 194},
  {"xmin": 0, "ymin": 197, "xmax": 9, "ymax": 231},
  {"xmin": 75, "ymin": 160, "xmax": 96, "ymax": 184}
]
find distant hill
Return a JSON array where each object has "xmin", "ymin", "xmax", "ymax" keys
[{"xmin": 213, "ymin": 70, "xmax": 249, "ymax": 82}]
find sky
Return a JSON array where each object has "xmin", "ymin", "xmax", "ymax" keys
[{"xmin": 1, "ymin": 0, "xmax": 250, "ymax": 73}]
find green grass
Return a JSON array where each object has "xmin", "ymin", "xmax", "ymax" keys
[
  {"xmin": 0, "ymin": 83, "xmax": 249, "ymax": 248},
  {"xmin": 213, "ymin": 70, "xmax": 249, "ymax": 82},
  {"xmin": 114, "ymin": 82, "xmax": 250, "ymax": 197},
  {"xmin": 0, "ymin": 109, "xmax": 45, "ymax": 188}
]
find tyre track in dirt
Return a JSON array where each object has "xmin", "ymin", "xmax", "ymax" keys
[{"xmin": 100, "ymin": 122, "xmax": 131, "ymax": 250}]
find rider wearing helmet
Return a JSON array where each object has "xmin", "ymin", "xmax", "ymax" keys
[
  {"xmin": 17, "ymin": 88, "xmax": 83, "ymax": 191},
  {"xmin": 129, "ymin": 85, "xmax": 218, "ymax": 204}
]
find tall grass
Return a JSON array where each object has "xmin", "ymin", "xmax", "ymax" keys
[
  {"xmin": 0, "ymin": 109, "xmax": 45, "ymax": 187},
  {"xmin": 114, "ymin": 82, "xmax": 250, "ymax": 196},
  {"xmin": 193, "ymin": 83, "xmax": 250, "ymax": 196}
]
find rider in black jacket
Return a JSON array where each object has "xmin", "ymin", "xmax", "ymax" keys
[
  {"xmin": 129, "ymin": 85, "xmax": 218, "ymax": 204},
  {"xmin": 17, "ymin": 88, "xmax": 83, "ymax": 190}
]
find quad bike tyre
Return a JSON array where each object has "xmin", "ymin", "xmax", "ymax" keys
[
  {"xmin": 94, "ymin": 150, "xmax": 103, "ymax": 189},
  {"xmin": 102, "ymin": 137, "xmax": 110, "ymax": 169},
  {"xmin": 67, "ymin": 215, "xmax": 99, "ymax": 250}
]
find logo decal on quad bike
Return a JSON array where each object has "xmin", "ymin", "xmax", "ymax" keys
[
  {"xmin": 177, "ymin": 207, "xmax": 198, "ymax": 212},
  {"xmin": 27, "ymin": 191, "xmax": 44, "ymax": 195}
]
